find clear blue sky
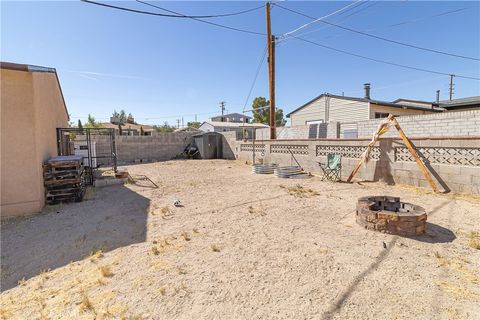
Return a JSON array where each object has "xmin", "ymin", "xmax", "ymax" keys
[{"xmin": 2, "ymin": 1, "xmax": 479, "ymax": 126}]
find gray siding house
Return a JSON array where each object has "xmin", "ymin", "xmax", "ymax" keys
[
  {"xmin": 210, "ymin": 113, "xmax": 252, "ymax": 123},
  {"xmin": 198, "ymin": 120, "xmax": 268, "ymax": 139},
  {"xmin": 287, "ymin": 84, "xmax": 443, "ymax": 126}
]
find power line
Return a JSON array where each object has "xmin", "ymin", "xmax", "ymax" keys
[
  {"xmin": 135, "ymin": 0, "xmax": 266, "ymax": 36},
  {"xmin": 293, "ymin": 2, "xmax": 379, "ymax": 39},
  {"xmin": 286, "ymin": 34, "xmax": 480, "ymax": 80},
  {"xmin": 82, "ymin": 0, "xmax": 264, "ymax": 19},
  {"xmin": 294, "ymin": 6, "xmax": 467, "ymax": 43},
  {"xmin": 81, "ymin": 0, "xmax": 265, "ymax": 36},
  {"xmin": 275, "ymin": 3, "xmax": 479, "ymax": 61},
  {"xmin": 138, "ymin": 0, "xmax": 265, "ymax": 18},
  {"xmin": 243, "ymin": 46, "xmax": 268, "ymax": 112},
  {"xmin": 282, "ymin": 0, "xmax": 364, "ymax": 37}
]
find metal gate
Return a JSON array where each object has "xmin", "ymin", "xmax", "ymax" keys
[{"xmin": 56, "ymin": 128, "xmax": 117, "ymax": 185}]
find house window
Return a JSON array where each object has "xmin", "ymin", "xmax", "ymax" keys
[
  {"xmin": 375, "ymin": 112, "xmax": 389, "ymax": 119},
  {"xmin": 305, "ymin": 120, "xmax": 324, "ymax": 125}
]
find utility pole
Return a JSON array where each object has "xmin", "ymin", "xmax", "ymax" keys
[
  {"xmin": 181, "ymin": 117, "xmax": 184, "ymax": 128},
  {"xmin": 219, "ymin": 101, "xmax": 226, "ymax": 115},
  {"xmin": 176, "ymin": 119, "xmax": 180, "ymax": 128},
  {"xmin": 449, "ymin": 74, "xmax": 455, "ymax": 101},
  {"xmin": 266, "ymin": 2, "xmax": 276, "ymax": 139}
]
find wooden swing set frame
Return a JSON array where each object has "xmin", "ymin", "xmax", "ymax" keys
[{"xmin": 346, "ymin": 114, "xmax": 438, "ymax": 193}]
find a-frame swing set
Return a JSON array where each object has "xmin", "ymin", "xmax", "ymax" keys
[{"xmin": 346, "ymin": 114, "xmax": 438, "ymax": 193}]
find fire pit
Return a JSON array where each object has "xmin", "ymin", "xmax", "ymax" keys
[{"xmin": 356, "ymin": 196, "xmax": 427, "ymax": 236}]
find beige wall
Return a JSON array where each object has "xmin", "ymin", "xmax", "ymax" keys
[
  {"xmin": 369, "ymin": 103, "xmax": 436, "ymax": 118},
  {"xmin": 1, "ymin": 69, "xmax": 69, "ymax": 218}
]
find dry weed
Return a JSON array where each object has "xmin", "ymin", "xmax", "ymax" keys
[
  {"xmin": 247, "ymin": 205, "xmax": 266, "ymax": 216},
  {"xmin": 79, "ymin": 294, "xmax": 94, "ymax": 313},
  {"xmin": 99, "ymin": 265, "xmax": 114, "ymax": 278},
  {"xmin": 17, "ymin": 277, "xmax": 26, "ymax": 286},
  {"xmin": 89, "ymin": 249, "xmax": 104, "ymax": 262},
  {"xmin": 181, "ymin": 231, "xmax": 191, "ymax": 241},
  {"xmin": 151, "ymin": 246, "xmax": 160, "ymax": 255},
  {"xmin": 434, "ymin": 252, "xmax": 450, "ymax": 266},
  {"xmin": 211, "ymin": 244, "xmax": 221, "ymax": 252},
  {"xmin": 286, "ymin": 184, "xmax": 319, "ymax": 198},
  {"xmin": 436, "ymin": 281, "xmax": 480, "ymax": 301},
  {"xmin": 177, "ymin": 266, "xmax": 187, "ymax": 275},
  {"xmin": 160, "ymin": 207, "xmax": 174, "ymax": 220},
  {"xmin": 159, "ymin": 286, "xmax": 167, "ymax": 296},
  {"xmin": 467, "ymin": 231, "xmax": 480, "ymax": 250}
]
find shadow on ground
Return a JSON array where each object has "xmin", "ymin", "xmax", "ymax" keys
[
  {"xmin": 0, "ymin": 185, "xmax": 149, "ymax": 292},
  {"xmin": 320, "ymin": 200, "xmax": 453, "ymax": 320}
]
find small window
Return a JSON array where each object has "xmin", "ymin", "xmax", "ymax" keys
[
  {"xmin": 305, "ymin": 120, "xmax": 324, "ymax": 125},
  {"xmin": 375, "ymin": 112, "xmax": 389, "ymax": 119}
]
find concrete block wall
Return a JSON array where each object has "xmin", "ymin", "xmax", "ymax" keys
[
  {"xmin": 91, "ymin": 133, "xmax": 194, "ymax": 165},
  {"xmin": 226, "ymin": 137, "xmax": 480, "ymax": 194},
  {"xmin": 115, "ymin": 133, "xmax": 193, "ymax": 164},
  {"xmin": 356, "ymin": 110, "xmax": 480, "ymax": 138}
]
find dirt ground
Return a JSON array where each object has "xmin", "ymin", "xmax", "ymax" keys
[{"xmin": 1, "ymin": 160, "xmax": 479, "ymax": 320}]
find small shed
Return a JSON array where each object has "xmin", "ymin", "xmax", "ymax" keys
[{"xmin": 193, "ymin": 132, "xmax": 223, "ymax": 159}]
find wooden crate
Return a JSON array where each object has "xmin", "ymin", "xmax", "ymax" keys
[{"xmin": 44, "ymin": 156, "xmax": 86, "ymax": 205}]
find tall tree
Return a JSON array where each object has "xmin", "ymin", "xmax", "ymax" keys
[
  {"xmin": 77, "ymin": 119, "xmax": 83, "ymax": 130},
  {"xmin": 85, "ymin": 114, "xmax": 99, "ymax": 128},
  {"xmin": 140, "ymin": 126, "xmax": 145, "ymax": 136},
  {"xmin": 187, "ymin": 121, "xmax": 201, "ymax": 128},
  {"xmin": 251, "ymin": 97, "xmax": 286, "ymax": 127},
  {"xmin": 119, "ymin": 110, "xmax": 127, "ymax": 124},
  {"xmin": 153, "ymin": 122, "xmax": 175, "ymax": 133},
  {"xmin": 126, "ymin": 113, "xmax": 135, "ymax": 124}
]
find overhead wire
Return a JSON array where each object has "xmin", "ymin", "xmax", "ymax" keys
[
  {"xmin": 294, "ymin": 6, "xmax": 466, "ymax": 42},
  {"xmin": 282, "ymin": 0, "xmax": 364, "ymax": 38},
  {"xmin": 243, "ymin": 46, "xmax": 268, "ymax": 112},
  {"xmin": 284, "ymin": 34, "xmax": 480, "ymax": 80},
  {"xmin": 82, "ymin": 0, "xmax": 264, "ymax": 19},
  {"xmin": 275, "ymin": 3, "xmax": 479, "ymax": 61},
  {"xmin": 82, "ymin": 0, "xmax": 266, "ymax": 36}
]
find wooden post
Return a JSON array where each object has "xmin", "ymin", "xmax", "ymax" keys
[
  {"xmin": 266, "ymin": 3, "xmax": 276, "ymax": 140},
  {"xmin": 347, "ymin": 147, "xmax": 370, "ymax": 182},
  {"xmin": 387, "ymin": 114, "xmax": 438, "ymax": 192},
  {"xmin": 346, "ymin": 114, "xmax": 438, "ymax": 193}
]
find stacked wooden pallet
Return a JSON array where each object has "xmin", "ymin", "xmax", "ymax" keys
[{"xmin": 43, "ymin": 155, "xmax": 86, "ymax": 204}]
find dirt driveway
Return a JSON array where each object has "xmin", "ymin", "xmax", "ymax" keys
[{"xmin": 1, "ymin": 160, "xmax": 479, "ymax": 319}]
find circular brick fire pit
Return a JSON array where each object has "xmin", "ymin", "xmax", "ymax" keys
[{"xmin": 356, "ymin": 196, "xmax": 427, "ymax": 236}]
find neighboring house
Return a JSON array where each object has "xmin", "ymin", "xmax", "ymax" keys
[
  {"xmin": 1, "ymin": 62, "xmax": 69, "ymax": 218},
  {"xmin": 198, "ymin": 120, "xmax": 268, "ymax": 139},
  {"xmin": 438, "ymin": 96, "xmax": 480, "ymax": 112},
  {"xmin": 99, "ymin": 122, "xmax": 155, "ymax": 136},
  {"xmin": 210, "ymin": 113, "xmax": 252, "ymax": 123},
  {"xmin": 287, "ymin": 84, "xmax": 444, "ymax": 126}
]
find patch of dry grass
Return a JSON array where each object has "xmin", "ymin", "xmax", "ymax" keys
[
  {"xmin": 285, "ymin": 184, "xmax": 319, "ymax": 198},
  {"xmin": 159, "ymin": 286, "xmax": 167, "ymax": 296},
  {"xmin": 181, "ymin": 231, "xmax": 191, "ymax": 241},
  {"xmin": 151, "ymin": 246, "xmax": 160, "ymax": 255},
  {"xmin": 89, "ymin": 249, "xmax": 104, "ymax": 262},
  {"xmin": 434, "ymin": 251, "xmax": 450, "ymax": 266},
  {"xmin": 467, "ymin": 231, "xmax": 480, "ymax": 250},
  {"xmin": 99, "ymin": 265, "xmax": 114, "ymax": 278},
  {"xmin": 211, "ymin": 244, "xmax": 221, "ymax": 252},
  {"xmin": 160, "ymin": 206, "xmax": 174, "ymax": 220},
  {"xmin": 79, "ymin": 294, "xmax": 94, "ymax": 313},
  {"xmin": 247, "ymin": 205, "xmax": 266, "ymax": 216},
  {"xmin": 436, "ymin": 281, "xmax": 480, "ymax": 301}
]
